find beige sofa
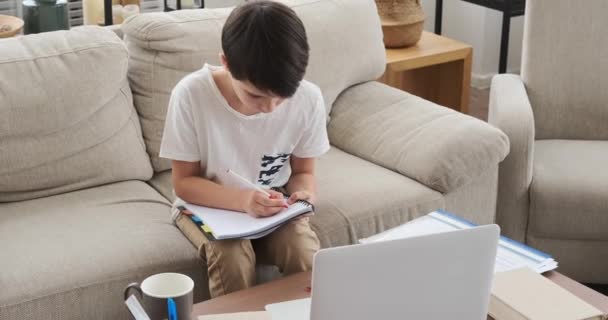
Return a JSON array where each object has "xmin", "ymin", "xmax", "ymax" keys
[
  {"xmin": 0, "ymin": 0, "xmax": 509, "ymax": 319},
  {"xmin": 489, "ymin": 0, "xmax": 608, "ymax": 284}
]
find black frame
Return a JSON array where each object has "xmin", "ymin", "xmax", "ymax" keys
[
  {"xmin": 103, "ymin": 0, "xmax": 205, "ymax": 25},
  {"xmin": 164, "ymin": 0, "xmax": 205, "ymax": 12},
  {"xmin": 435, "ymin": 0, "xmax": 526, "ymax": 73}
]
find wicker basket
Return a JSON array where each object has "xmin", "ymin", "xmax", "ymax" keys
[
  {"xmin": 375, "ymin": 0, "xmax": 425, "ymax": 48},
  {"xmin": 0, "ymin": 15, "xmax": 24, "ymax": 38}
]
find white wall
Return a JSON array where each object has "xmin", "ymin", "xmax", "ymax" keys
[
  {"xmin": 205, "ymin": 0, "xmax": 241, "ymax": 7},
  {"xmin": 420, "ymin": 0, "xmax": 524, "ymax": 88}
]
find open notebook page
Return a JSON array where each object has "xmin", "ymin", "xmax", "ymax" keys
[{"xmin": 184, "ymin": 201, "xmax": 312, "ymax": 240}]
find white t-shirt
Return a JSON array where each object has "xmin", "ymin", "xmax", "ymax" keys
[{"xmin": 159, "ymin": 64, "xmax": 330, "ymax": 189}]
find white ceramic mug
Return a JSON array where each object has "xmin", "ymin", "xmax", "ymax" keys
[{"xmin": 124, "ymin": 273, "xmax": 194, "ymax": 320}]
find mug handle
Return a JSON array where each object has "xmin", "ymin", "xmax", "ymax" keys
[{"xmin": 124, "ymin": 282, "xmax": 143, "ymax": 301}]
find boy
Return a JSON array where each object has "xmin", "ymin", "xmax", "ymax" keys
[{"xmin": 159, "ymin": 0, "xmax": 329, "ymax": 298}]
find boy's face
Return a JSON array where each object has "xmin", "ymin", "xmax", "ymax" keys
[
  {"xmin": 230, "ymin": 78, "xmax": 286, "ymax": 114},
  {"xmin": 220, "ymin": 53, "xmax": 286, "ymax": 114}
]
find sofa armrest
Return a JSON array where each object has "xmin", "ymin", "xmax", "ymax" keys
[
  {"xmin": 488, "ymin": 74, "xmax": 535, "ymax": 242},
  {"xmin": 328, "ymin": 81, "xmax": 510, "ymax": 194}
]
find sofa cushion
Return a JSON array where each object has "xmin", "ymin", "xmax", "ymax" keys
[
  {"xmin": 144, "ymin": 148, "xmax": 444, "ymax": 247},
  {"xmin": 312, "ymin": 147, "xmax": 444, "ymax": 247},
  {"xmin": 122, "ymin": 0, "xmax": 385, "ymax": 172},
  {"xmin": 523, "ymin": 0, "xmax": 608, "ymax": 140},
  {"xmin": 0, "ymin": 26, "xmax": 153, "ymax": 202},
  {"xmin": 526, "ymin": 236, "xmax": 608, "ymax": 284},
  {"xmin": 528, "ymin": 140, "xmax": 608, "ymax": 241},
  {"xmin": 148, "ymin": 170, "xmax": 175, "ymax": 202},
  {"xmin": 329, "ymin": 81, "xmax": 510, "ymax": 193},
  {"xmin": 0, "ymin": 181, "xmax": 207, "ymax": 320}
]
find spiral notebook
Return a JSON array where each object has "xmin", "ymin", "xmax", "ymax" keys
[{"xmin": 183, "ymin": 200, "xmax": 314, "ymax": 240}]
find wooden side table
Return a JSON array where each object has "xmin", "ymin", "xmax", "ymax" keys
[{"xmin": 379, "ymin": 31, "xmax": 473, "ymax": 114}]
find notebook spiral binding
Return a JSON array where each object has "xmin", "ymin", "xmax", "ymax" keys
[
  {"xmin": 296, "ymin": 199, "xmax": 315, "ymax": 212},
  {"xmin": 270, "ymin": 186, "xmax": 315, "ymax": 211}
]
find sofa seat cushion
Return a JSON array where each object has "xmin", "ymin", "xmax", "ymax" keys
[
  {"xmin": 529, "ymin": 140, "xmax": 608, "ymax": 241},
  {"xmin": 148, "ymin": 170, "xmax": 175, "ymax": 202},
  {"xmin": 0, "ymin": 181, "xmax": 206, "ymax": 320},
  {"xmin": 145, "ymin": 148, "xmax": 444, "ymax": 248},
  {"xmin": 312, "ymin": 147, "xmax": 444, "ymax": 247}
]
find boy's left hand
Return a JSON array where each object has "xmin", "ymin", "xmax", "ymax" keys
[{"xmin": 287, "ymin": 190, "xmax": 315, "ymax": 206}]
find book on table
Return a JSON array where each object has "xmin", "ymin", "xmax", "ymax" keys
[
  {"xmin": 491, "ymin": 268, "xmax": 606, "ymax": 320},
  {"xmin": 359, "ymin": 210, "xmax": 558, "ymax": 274},
  {"xmin": 182, "ymin": 200, "xmax": 313, "ymax": 240}
]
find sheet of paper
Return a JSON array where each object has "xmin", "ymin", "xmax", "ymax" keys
[
  {"xmin": 265, "ymin": 298, "xmax": 311, "ymax": 320},
  {"xmin": 495, "ymin": 246, "xmax": 555, "ymax": 273},
  {"xmin": 198, "ymin": 311, "xmax": 271, "ymax": 320},
  {"xmin": 359, "ymin": 211, "xmax": 558, "ymax": 274},
  {"xmin": 359, "ymin": 215, "xmax": 457, "ymax": 243}
]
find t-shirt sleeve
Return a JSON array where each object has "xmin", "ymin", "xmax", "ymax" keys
[
  {"xmin": 292, "ymin": 90, "xmax": 331, "ymax": 158},
  {"xmin": 159, "ymin": 87, "xmax": 201, "ymax": 162}
]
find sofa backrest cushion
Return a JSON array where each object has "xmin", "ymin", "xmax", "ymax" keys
[
  {"xmin": 0, "ymin": 27, "xmax": 153, "ymax": 202},
  {"xmin": 122, "ymin": 0, "xmax": 386, "ymax": 172},
  {"xmin": 522, "ymin": 0, "xmax": 608, "ymax": 140}
]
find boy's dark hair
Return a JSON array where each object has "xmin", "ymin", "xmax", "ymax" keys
[{"xmin": 222, "ymin": 0, "xmax": 309, "ymax": 98}]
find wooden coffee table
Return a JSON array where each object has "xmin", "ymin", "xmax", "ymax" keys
[{"xmin": 192, "ymin": 271, "xmax": 608, "ymax": 319}]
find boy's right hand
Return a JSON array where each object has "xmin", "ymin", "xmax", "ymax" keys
[{"xmin": 241, "ymin": 190, "xmax": 288, "ymax": 218}]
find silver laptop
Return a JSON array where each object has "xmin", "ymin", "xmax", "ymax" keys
[{"xmin": 267, "ymin": 225, "xmax": 500, "ymax": 320}]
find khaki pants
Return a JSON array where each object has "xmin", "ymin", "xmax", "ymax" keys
[{"xmin": 175, "ymin": 212, "xmax": 320, "ymax": 298}]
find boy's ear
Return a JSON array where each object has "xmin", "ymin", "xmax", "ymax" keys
[{"xmin": 219, "ymin": 53, "xmax": 229, "ymax": 70}]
